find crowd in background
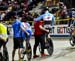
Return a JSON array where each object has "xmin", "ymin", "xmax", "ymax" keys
[
  {"xmin": 0, "ymin": 0, "xmax": 46, "ymax": 25},
  {"xmin": 0, "ymin": 0, "xmax": 75, "ymax": 25}
]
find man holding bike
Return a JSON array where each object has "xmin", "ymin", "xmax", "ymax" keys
[{"xmin": 33, "ymin": 7, "xmax": 55, "ymax": 58}]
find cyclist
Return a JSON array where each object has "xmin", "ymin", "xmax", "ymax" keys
[
  {"xmin": 33, "ymin": 7, "xmax": 55, "ymax": 58},
  {"xmin": 21, "ymin": 18, "xmax": 33, "ymax": 58},
  {"xmin": 21, "ymin": 18, "xmax": 32, "ymax": 41}
]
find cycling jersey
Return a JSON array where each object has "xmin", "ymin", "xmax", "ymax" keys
[
  {"xmin": 34, "ymin": 11, "xmax": 55, "ymax": 26},
  {"xmin": 12, "ymin": 19, "xmax": 22, "ymax": 38},
  {"xmin": 21, "ymin": 22, "xmax": 33, "ymax": 39},
  {"xmin": 0, "ymin": 23, "xmax": 8, "ymax": 41}
]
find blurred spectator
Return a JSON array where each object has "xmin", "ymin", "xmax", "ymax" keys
[
  {"xmin": 0, "ymin": 0, "xmax": 46, "ymax": 24},
  {"xmin": 0, "ymin": 1, "xmax": 8, "ymax": 10},
  {"xmin": 0, "ymin": 11, "xmax": 5, "ymax": 20},
  {"xmin": 58, "ymin": 2, "xmax": 68, "ymax": 24},
  {"xmin": 22, "ymin": 11, "xmax": 33, "ymax": 25},
  {"xmin": 59, "ymin": 2, "xmax": 68, "ymax": 19},
  {"xmin": 45, "ymin": 0, "xmax": 52, "ymax": 7},
  {"xmin": 68, "ymin": 8, "xmax": 75, "ymax": 27}
]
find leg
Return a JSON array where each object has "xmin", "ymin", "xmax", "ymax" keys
[
  {"xmin": 18, "ymin": 48, "xmax": 23, "ymax": 60},
  {"xmin": 0, "ymin": 39, "xmax": 5, "ymax": 56},
  {"xmin": 33, "ymin": 35, "xmax": 40, "ymax": 56},
  {"xmin": 3, "ymin": 40, "xmax": 9, "ymax": 61},
  {"xmin": 12, "ymin": 49, "xmax": 16, "ymax": 61},
  {"xmin": 40, "ymin": 35, "xmax": 45, "ymax": 54},
  {"xmin": 12, "ymin": 38, "xmax": 18, "ymax": 61},
  {"xmin": 26, "ymin": 37, "xmax": 30, "ymax": 49},
  {"xmin": 18, "ymin": 37, "xmax": 24, "ymax": 59},
  {"xmin": 40, "ymin": 34, "xmax": 48, "ymax": 56}
]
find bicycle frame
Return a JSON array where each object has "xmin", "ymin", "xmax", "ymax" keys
[{"xmin": 39, "ymin": 24, "xmax": 54, "ymax": 56}]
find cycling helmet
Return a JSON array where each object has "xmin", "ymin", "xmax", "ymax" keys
[{"xmin": 43, "ymin": 6, "xmax": 49, "ymax": 11}]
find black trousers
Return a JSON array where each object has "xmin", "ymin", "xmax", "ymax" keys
[
  {"xmin": 0, "ymin": 39, "xmax": 6, "ymax": 48},
  {"xmin": 33, "ymin": 34, "xmax": 45, "ymax": 55}
]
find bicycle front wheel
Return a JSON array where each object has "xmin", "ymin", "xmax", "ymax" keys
[
  {"xmin": 46, "ymin": 38, "xmax": 54, "ymax": 56},
  {"xmin": 69, "ymin": 37, "xmax": 75, "ymax": 46}
]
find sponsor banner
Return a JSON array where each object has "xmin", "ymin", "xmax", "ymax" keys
[{"xmin": 50, "ymin": 25, "xmax": 69, "ymax": 36}]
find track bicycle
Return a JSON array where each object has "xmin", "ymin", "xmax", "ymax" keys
[{"xmin": 39, "ymin": 25, "xmax": 54, "ymax": 56}]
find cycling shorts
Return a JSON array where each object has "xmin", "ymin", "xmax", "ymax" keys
[
  {"xmin": 0, "ymin": 38, "xmax": 6, "ymax": 48},
  {"xmin": 13, "ymin": 37, "xmax": 23, "ymax": 49}
]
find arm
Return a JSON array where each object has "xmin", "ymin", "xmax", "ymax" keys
[
  {"xmin": 20, "ymin": 24, "xmax": 29, "ymax": 36},
  {"xmin": 39, "ymin": 25, "xmax": 49, "ymax": 33},
  {"xmin": 34, "ymin": 15, "xmax": 43, "ymax": 21},
  {"xmin": 52, "ymin": 15, "xmax": 55, "ymax": 26}
]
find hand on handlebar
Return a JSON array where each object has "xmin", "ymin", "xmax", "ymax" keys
[{"xmin": 45, "ymin": 29, "xmax": 49, "ymax": 33}]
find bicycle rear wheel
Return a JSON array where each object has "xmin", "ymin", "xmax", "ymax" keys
[{"xmin": 46, "ymin": 38, "xmax": 54, "ymax": 56}]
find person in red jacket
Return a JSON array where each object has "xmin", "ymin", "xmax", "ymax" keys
[{"xmin": 33, "ymin": 20, "xmax": 49, "ymax": 58}]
